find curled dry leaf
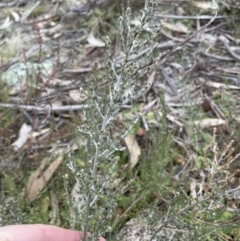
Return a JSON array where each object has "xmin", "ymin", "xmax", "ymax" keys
[
  {"xmin": 11, "ymin": 11, "xmax": 20, "ymax": 22},
  {"xmin": 27, "ymin": 155, "xmax": 64, "ymax": 202},
  {"xmin": 12, "ymin": 123, "xmax": 32, "ymax": 151},
  {"xmin": 87, "ymin": 32, "xmax": 105, "ymax": 47},
  {"xmin": 124, "ymin": 134, "xmax": 141, "ymax": 169}
]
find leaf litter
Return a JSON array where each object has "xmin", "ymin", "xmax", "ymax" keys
[{"xmin": 0, "ymin": 0, "xmax": 240, "ymax": 239}]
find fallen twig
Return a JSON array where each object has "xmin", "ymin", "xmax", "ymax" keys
[{"xmin": 0, "ymin": 103, "xmax": 88, "ymax": 113}]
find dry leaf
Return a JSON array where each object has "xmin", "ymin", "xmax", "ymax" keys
[
  {"xmin": 12, "ymin": 123, "xmax": 32, "ymax": 151},
  {"xmin": 69, "ymin": 89, "xmax": 89, "ymax": 102},
  {"xmin": 20, "ymin": 1, "xmax": 41, "ymax": 23},
  {"xmin": 233, "ymin": 115, "xmax": 240, "ymax": 124},
  {"xmin": 31, "ymin": 128, "xmax": 50, "ymax": 138},
  {"xmin": 11, "ymin": 11, "xmax": 20, "ymax": 22},
  {"xmin": 198, "ymin": 78, "xmax": 240, "ymax": 90},
  {"xmin": 69, "ymin": 90, "xmax": 81, "ymax": 102},
  {"xmin": 193, "ymin": 118, "xmax": 226, "ymax": 128},
  {"xmin": 193, "ymin": 1, "xmax": 218, "ymax": 10},
  {"xmin": 0, "ymin": 16, "xmax": 12, "ymax": 29},
  {"xmin": 87, "ymin": 32, "xmax": 105, "ymax": 47},
  {"xmin": 27, "ymin": 155, "xmax": 63, "ymax": 202},
  {"xmin": 124, "ymin": 135, "xmax": 141, "ymax": 169},
  {"xmin": 161, "ymin": 20, "xmax": 189, "ymax": 33},
  {"xmin": 217, "ymin": 67, "xmax": 240, "ymax": 75},
  {"xmin": 190, "ymin": 181, "xmax": 197, "ymax": 199},
  {"xmin": 50, "ymin": 191, "xmax": 60, "ymax": 225}
]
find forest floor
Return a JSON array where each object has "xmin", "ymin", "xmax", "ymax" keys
[{"xmin": 1, "ymin": 0, "xmax": 240, "ymax": 240}]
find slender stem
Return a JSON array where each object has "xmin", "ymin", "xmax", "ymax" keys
[
  {"xmin": 83, "ymin": 141, "xmax": 100, "ymax": 241},
  {"xmin": 83, "ymin": 193, "xmax": 91, "ymax": 241},
  {"xmin": 92, "ymin": 142, "xmax": 99, "ymax": 178}
]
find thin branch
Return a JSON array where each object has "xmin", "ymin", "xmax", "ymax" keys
[{"xmin": 0, "ymin": 103, "xmax": 88, "ymax": 113}]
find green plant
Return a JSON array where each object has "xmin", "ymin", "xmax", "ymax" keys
[
  {"xmin": 64, "ymin": 0, "xmax": 229, "ymax": 240},
  {"xmin": 67, "ymin": 1, "xmax": 160, "ymax": 240},
  {"xmin": 3, "ymin": 0, "xmax": 239, "ymax": 240},
  {"xmin": 147, "ymin": 126, "xmax": 240, "ymax": 240}
]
